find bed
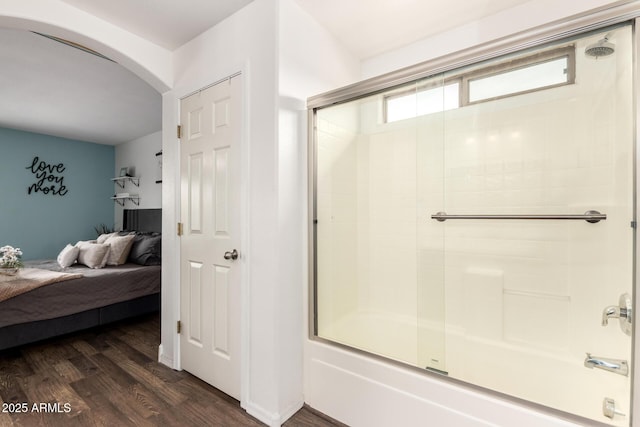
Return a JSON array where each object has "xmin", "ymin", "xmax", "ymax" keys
[{"xmin": 0, "ymin": 209, "xmax": 161, "ymax": 351}]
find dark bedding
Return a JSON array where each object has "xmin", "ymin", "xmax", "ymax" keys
[{"xmin": 0, "ymin": 260, "xmax": 161, "ymax": 329}]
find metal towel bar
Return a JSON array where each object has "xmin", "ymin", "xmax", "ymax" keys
[{"xmin": 431, "ymin": 210, "xmax": 606, "ymax": 224}]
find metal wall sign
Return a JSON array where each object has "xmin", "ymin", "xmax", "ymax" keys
[{"xmin": 25, "ymin": 156, "xmax": 68, "ymax": 196}]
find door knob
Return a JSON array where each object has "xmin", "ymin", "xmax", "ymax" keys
[
  {"xmin": 602, "ymin": 293, "xmax": 632, "ymax": 336},
  {"xmin": 224, "ymin": 249, "xmax": 238, "ymax": 260}
]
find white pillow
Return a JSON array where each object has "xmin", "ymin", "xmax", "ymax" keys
[
  {"xmin": 76, "ymin": 240, "xmax": 97, "ymax": 246},
  {"xmin": 57, "ymin": 244, "xmax": 79, "ymax": 268},
  {"xmin": 104, "ymin": 234, "xmax": 135, "ymax": 265},
  {"xmin": 96, "ymin": 232, "xmax": 116, "ymax": 244},
  {"xmin": 76, "ymin": 242, "xmax": 110, "ymax": 269}
]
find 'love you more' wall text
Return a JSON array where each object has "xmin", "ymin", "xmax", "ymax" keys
[{"xmin": 26, "ymin": 156, "xmax": 69, "ymax": 196}]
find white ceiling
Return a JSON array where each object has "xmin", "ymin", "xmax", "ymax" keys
[
  {"xmin": 294, "ymin": 0, "xmax": 534, "ymax": 59},
  {"xmin": 59, "ymin": 0, "xmax": 254, "ymax": 51},
  {"xmin": 0, "ymin": 29, "xmax": 161, "ymax": 145},
  {"xmin": 1, "ymin": 0, "xmax": 536, "ymax": 145}
]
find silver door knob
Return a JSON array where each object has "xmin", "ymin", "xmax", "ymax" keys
[{"xmin": 224, "ymin": 249, "xmax": 238, "ymax": 260}]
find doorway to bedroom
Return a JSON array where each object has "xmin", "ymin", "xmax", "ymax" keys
[{"xmin": 179, "ymin": 75, "xmax": 243, "ymax": 399}]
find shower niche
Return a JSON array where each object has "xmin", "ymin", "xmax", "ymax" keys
[{"xmin": 311, "ymin": 24, "xmax": 634, "ymax": 426}]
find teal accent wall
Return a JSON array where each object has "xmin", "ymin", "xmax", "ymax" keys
[{"xmin": 0, "ymin": 128, "xmax": 114, "ymax": 260}]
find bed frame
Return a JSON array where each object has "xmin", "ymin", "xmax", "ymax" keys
[{"xmin": 0, "ymin": 208, "xmax": 162, "ymax": 352}]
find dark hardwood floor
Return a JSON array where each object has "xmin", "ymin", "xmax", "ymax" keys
[{"xmin": 0, "ymin": 314, "xmax": 344, "ymax": 427}]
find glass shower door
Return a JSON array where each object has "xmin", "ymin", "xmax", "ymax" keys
[
  {"xmin": 423, "ymin": 24, "xmax": 634, "ymax": 424},
  {"xmin": 316, "ymin": 81, "xmax": 444, "ymax": 368},
  {"xmin": 314, "ymin": 21, "xmax": 634, "ymax": 426}
]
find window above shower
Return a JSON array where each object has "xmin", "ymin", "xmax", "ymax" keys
[
  {"xmin": 384, "ymin": 81, "xmax": 460, "ymax": 122},
  {"xmin": 384, "ymin": 45, "xmax": 575, "ymax": 123}
]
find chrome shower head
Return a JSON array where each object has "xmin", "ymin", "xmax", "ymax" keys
[{"xmin": 585, "ymin": 36, "xmax": 615, "ymax": 58}]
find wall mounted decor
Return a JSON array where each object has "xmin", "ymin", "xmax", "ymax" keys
[{"xmin": 25, "ymin": 156, "xmax": 68, "ymax": 196}]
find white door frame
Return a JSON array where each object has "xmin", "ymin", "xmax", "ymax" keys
[{"xmin": 172, "ymin": 69, "xmax": 251, "ymax": 407}]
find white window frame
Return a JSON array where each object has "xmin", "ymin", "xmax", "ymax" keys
[
  {"xmin": 383, "ymin": 45, "xmax": 575, "ymax": 123},
  {"xmin": 463, "ymin": 45, "xmax": 576, "ymax": 105}
]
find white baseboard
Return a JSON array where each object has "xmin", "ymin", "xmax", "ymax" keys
[
  {"xmin": 278, "ymin": 399, "xmax": 305, "ymax": 425},
  {"xmin": 245, "ymin": 402, "xmax": 281, "ymax": 427},
  {"xmin": 157, "ymin": 344, "xmax": 175, "ymax": 369},
  {"xmin": 244, "ymin": 399, "xmax": 303, "ymax": 427}
]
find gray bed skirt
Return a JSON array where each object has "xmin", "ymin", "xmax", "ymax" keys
[{"xmin": 0, "ymin": 293, "xmax": 159, "ymax": 351}]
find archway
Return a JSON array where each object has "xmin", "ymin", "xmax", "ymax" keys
[{"xmin": 0, "ymin": 2, "xmax": 172, "ymax": 93}]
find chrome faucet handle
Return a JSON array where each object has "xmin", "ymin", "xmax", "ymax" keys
[
  {"xmin": 584, "ymin": 353, "xmax": 629, "ymax": 376},
  {"xmin": 601, "ymin": 293, "xmax": 632, "ymax": 336},
  {"xmin": 602, "ymin": 305, "xmax": 622, "ymax": 326}
]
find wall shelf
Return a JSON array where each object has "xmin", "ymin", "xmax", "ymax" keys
[
  {"xmin": 111, "ymin": 174, "xmax": 140, "ymax": 205},
  {"xmin": 111, "ymin": 195, "xmax": 140, "ymax": 206},
  {"xmin": 111, "ymin": 176, "xmax": 140, "ymax": 189}
]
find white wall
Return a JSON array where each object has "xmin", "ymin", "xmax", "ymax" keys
[
  {"xmin": 114, "ymin": 131, "xmax": 162, "ymax": 229},
  {"xmin": 278, "ymin": 0, "xmax": 360, "ymax": 421}
]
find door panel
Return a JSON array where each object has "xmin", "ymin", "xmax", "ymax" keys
[
  {"xmin": 214, "ymin": 265, "xmax": 230, "ymax": 356},
  {"xmin": 188, "ymin": 261, "xmax": 203, "ymax": 346},
  {"xmin": 214, "ymin": 147, "xmax": 230, "ymax": 235},
  {"xmin": 188, "ymin": 153, "xmax": 203, "ymax": 233},
  {"xmin": 180, "ymin": 76, "xmax": 242, "ymax": 400}
]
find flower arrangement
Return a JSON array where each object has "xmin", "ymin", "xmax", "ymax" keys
[{"xmin": 0, "ymin": 245, "xmax": 24, "ymax": 270}]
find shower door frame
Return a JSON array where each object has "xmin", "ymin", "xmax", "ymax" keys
[{"xmin": 307, "ymin": 2, "xmax": 640, "ymax": 425}]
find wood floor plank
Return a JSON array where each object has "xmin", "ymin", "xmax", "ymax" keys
[
  {"xmin": 283, "ymin": 406, "xmax": 348, "ymax": 427},
  {"xmin": 80, "ymin": 372, "xmax": 157, "ymax": 424},
  {"xmin": 85, "ymin": 353, "xmax": 138, "ymax": 389},
  {"xmin": 70, "ymin": 375, "xmax": 139, "ymax": 427},
  {"xmin": 0, "ymin": 351, "xmax": 33, "ymax": 379},
  {"xmin": 0, "ymin": 406, "xmax": 13, "ymax": 426},
  {"xmin": 143, "ymin": 361, "xmax": 187, "ymax": 384},
  {"xmin": 66, "ymin": 355, "xmax": 98, "ymax": 378},
  {"xmin": 103, "ymin": 333, "xmax": 153, "ymax": 367},
  {"xmin": 115, "ymin": 332, "xmax": 157, "ymax": 360},
  {"xmin": 19, "ymin": 373, "xmax": 89, "ymax": 418},
  {"xmin": 0, "ymin": 369, "xmax": 29, "ymax": 403},
  {"xmin": 69, "ymin": 340, "xmax": 98, "ymax": 357},
  {"xmin": 102, "ymin": 347, "xmax": 187, "ymax": 406},
  {"xmin": 21, "ymin": 342, "xmax": 80, "ymax": 376},
  {"xmin": 0, "ymin": 314, "xmax": 343, "ymax": 427},
  {"xmin": 52, "ymin": 360, "xmax": 84, "ymax": 383}
]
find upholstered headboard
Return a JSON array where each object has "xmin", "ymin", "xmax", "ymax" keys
[{"xmin": 123, "ymin": 209, "xmax": 162, "ymax": 233}]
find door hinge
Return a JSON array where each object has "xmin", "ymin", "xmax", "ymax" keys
[
  {"xmin": 177, "ymin": 320, "xmax": 182, "ymax": 334},
  {"xmin": 177, "ymin": 124, "xmax": 182, "ymax": 139},
  {"xmin": 177, "ymin": 222, "xmax": 183, "ymax": 236}
]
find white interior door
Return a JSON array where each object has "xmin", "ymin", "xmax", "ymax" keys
[{"xmin": 180, "ymin": 75, "xmax": 242, "ymax": 399}]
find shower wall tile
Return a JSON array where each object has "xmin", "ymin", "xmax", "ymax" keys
[
  {"xmin": 503, "ymin": 292, "xmax": 569, "ymax": 351},
  {"xmin": 462, "ymin": 269, "xmax": 504, "ymax": 341}
]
